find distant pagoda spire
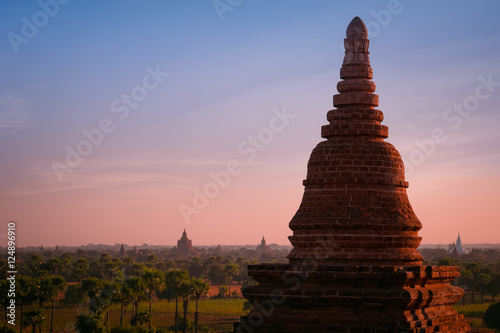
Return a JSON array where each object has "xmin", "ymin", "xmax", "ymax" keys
[
  {"xmin": 256, "ymin": 235, "xmax": 272, "ymax": 254},
  {"xmin": 177, "ymin": 229, "xmax": 194, "ymax": 255},
  {"xmin": 454, "ymin": 232, "xmax": 468, "ymax": 254},
  {"xmin": 214, "ymin": 243, "xmax": 224, "ymax": 255},
  {"xmin": 117, "ymin": 244, "xmax": 127, "ymax": 258}
]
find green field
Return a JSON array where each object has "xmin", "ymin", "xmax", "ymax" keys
[
  {"xmin": 453, "ymin": 302, "xmax": 492, "ymax": 328},
  {"xmin": 454, "ymin": 302, "xmax": 491, "ymax": 318},
  {"xmin": 8, "ymin": 298, "xmax": 246, "ymax": 333},
  {"xmin": 6, "ymin": 298, "xmax": 497, "ymax": 332}
]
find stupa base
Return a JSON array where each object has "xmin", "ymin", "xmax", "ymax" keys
[{"xmin": 234, "ymin": 264, "xmax": 469, "ymax": 333}]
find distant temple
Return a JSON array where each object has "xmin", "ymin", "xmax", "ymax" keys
[
  {"xmin": 450, "ymin": 232, "xmax": 468, "ymax": 255},
  {"xmin": 255, "ymin": 236, "xmax": 272, "ymax": 254},
  {"xmin": 175, "ymin": 229, "xmax": 199, "ymax": 256},
  {"xmin": 117, "ymin": 244, "xmax": 128, "ymax": 258},
  {"xmin": 213, "ymin": 244, "xmax": 224, "ymax": 255}
]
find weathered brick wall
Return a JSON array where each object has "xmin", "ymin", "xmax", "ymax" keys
[{"xmin": 237, "ymin": 264, "xmax": 469, "ymax": 332}]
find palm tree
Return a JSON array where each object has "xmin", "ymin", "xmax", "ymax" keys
[
  {"xmin": 80, "ymin": 277, "xmax": 104, "ymax": 299},
  {"xmin": 28, "ymin": 255, "xmax": 43, "ymax": 275},
  {"xmin": 156, "ymin": 261, "xmax": 167, "ymax": 272},
  {"xmin": 0, "ymin": 280, "xmax": 10, "ymax": 323},
  {"xmin": 190, "ymin": 278, "xmax": 210, "ymax": 333},
  {"xmin": 130, "ymin": 263, "xmax": 146, "ymax": 277},
  {"xmin": 111, "ymin": 280, "xmax": 134, "ymax": 326},
  {"xmin": 124, "ymin": 257, "xmax": 134, "ymax": 266},
  {"xmin": 179, "ymin": 280, "xmax": 195, "ymax": 333},
  {"xmin": 142, "ymin": 268, "xmax": 164, "ymax": 331},
  {"xmin": 99, "ymin": 253, "xmax": 112, "ymax": 279},
  {"xmin": 103, "ymin": 258, "xmax": 121, "ymax": 281},
  {"xmin": 73, "ymin": 258, "xmax": 89, "ymax": 283},
  {"xmin": 147, "ymin": 255, "xmax": 158, "ymax": 268},
  {"xmin": 98, "ymin": 281, "xmax": 118, "ymax": 325},
  {"xmin": 486, "ymin": 274, "xmax": 500, "ymax": 302},
  {"xmin": 17, "ymin": 276, "xmax": 37, "ymax": 333},
  {"xmin": 44, "ymin": 258, "xmax": 62, "ymax": 275},
  {"xmin": 224, "ymin": 263, "xmax": 239, "ymax": 298},
  {"xmin": 478, "ymin": 273, "xmax": 491, "ymax": 304},
  {"xmin": 126, "ymin": 277, "xmax": 146, "ymax": 326},
  {"xmin": 80, "ymin": 277, "xmax": 105, "ymax": 316},
  {"xmin": 207, "ymin": 263, "xmax": 227, "ymax": 289},
  {"xmin": 236, "ymin": 257, "xmax": 245, "ymax": 267},
  {"xmin": 59, "ymin": 253, "xmax": 74, "ymax": 276},
  {"xmin": 23, "ymin": 308, "xmax": 44, "ymax": 333},
  {"xmin": 188, "ymin": 257, "xmax": 204, "ymax": 278},
  {"xmin": 123, "ymin": 257, "xmax": 134, "ymax": 276},
  {"xmin": 37, "ymin": 275, "xmax": 66, "ymax": 333},
  {"xmin": 165, "ymin": 260, "xmax": 177, "ymax": 270},
  {"xmin": 165, "ymin": 269, "xmax": 189, "ymax": 333},
  {"xmin": 460, "ymin": 268, "xmax": 472, "ymax": 305},
  {"xmin": 466, "ymin": 262, "xmax": 480, "ymax": 303},
  {"xmin": 100, "ymin": 253, "xmax": 112, "ymax": 264}
]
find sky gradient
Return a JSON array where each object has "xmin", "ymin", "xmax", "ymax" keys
[{"xmin": 1, "ymin": 0, "xmax": 500, "ymax": 247}]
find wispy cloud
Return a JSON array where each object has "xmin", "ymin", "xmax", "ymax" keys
[
  {"xmin": 0, "ymin": 91, "xmax": 30, "ymax": 133},
  {"xmin": 0, "ymin": 155, "xmax": 203, "ymax": 197}
]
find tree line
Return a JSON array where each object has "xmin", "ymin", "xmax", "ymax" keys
[
  {"xmin": 0, "ymin": 252, "xmax": 259, "ymax": 333},
  {"xmin": 434, "ymin": 257, "xmax": 500, "ymax": 305}
]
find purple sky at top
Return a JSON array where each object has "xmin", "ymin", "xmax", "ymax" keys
[{"xmin": 1, "ymin": 0, "xmax": 499, "ymax": 247}]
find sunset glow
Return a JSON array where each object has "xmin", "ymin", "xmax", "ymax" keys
[{"xmin": 1, "ymin": 0, "xmax": 499, "ymax": 247}]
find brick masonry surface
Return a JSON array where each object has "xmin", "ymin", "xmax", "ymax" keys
[{"xmin": 234, "ymin": 17, "xmax": 470, "ymax": 332}]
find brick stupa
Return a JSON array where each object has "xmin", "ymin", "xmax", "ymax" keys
[{"xmin": 234, "ymin": 17, "xmax": 470, "ymax": 332}]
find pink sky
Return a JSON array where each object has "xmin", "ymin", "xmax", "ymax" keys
[{"xmin": 1, "ymin": 2, "xmax": 500, "ymax": 247}]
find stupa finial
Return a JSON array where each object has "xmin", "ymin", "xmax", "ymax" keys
[
  {"xmin": 342, "ymin": 16, "xmax": 370, "ymax": 66},
  {"xmin": 341, "ymin": 16, "xmax": 370, "ymax": 66},
  {"xmin": 346, "ymin": 16, "xmax": 368, "ymax": 38}
]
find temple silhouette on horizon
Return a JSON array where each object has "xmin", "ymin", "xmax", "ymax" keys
[
  {"xmin": 450, "ymin": 232, "xmax": 469, "ymax": 256},
  {"xmin": 175, "ymin": 229, "xmax": 200, "ymax": 257},
  {"xmin": 234, "ymin": 17, "xmax": 469, "ymax": 332}
]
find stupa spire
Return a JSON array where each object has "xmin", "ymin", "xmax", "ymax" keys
[
  {"xmin": 323, "ymin": 16, "xmax": 385, "ymax": 140},
  {"xmin": 235, "ymin": 17, "xmax": 469, "ymax": 332},
  {"xmin": 288, "ymin": 16, "xmax": 422, "ymax": 266}
]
